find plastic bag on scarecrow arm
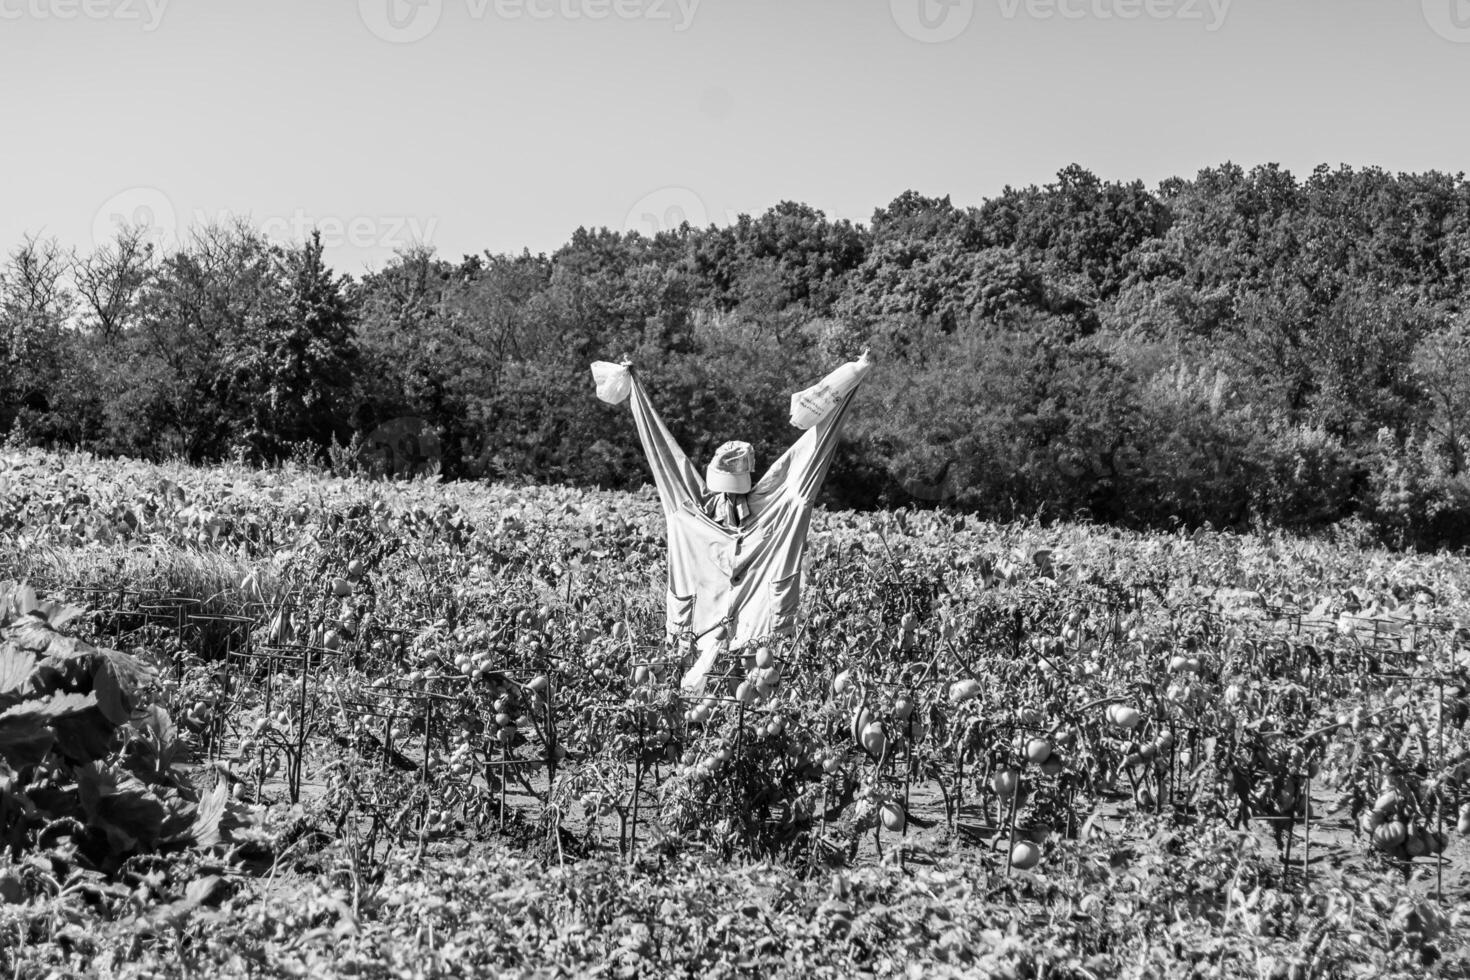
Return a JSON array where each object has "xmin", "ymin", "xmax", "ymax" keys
[
  {"xmin": 591, "ymin": 361, "xmax": 633, "ymax": 405},
  {"xmin": 789, "ymin": 349, "xmax": 873, "ymax": 429}
]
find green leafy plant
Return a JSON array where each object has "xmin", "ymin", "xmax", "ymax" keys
[{"xmin": 0, "ymin": 580, "xmax": 244, "ymax": 873}]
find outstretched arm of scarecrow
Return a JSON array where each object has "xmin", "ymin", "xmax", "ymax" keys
[
  {"xmin": 624, "ymin": 367, "xmax": 707, "ymax": 513},
  {"xmin": 754, "ymin": 351, "xmax": 874, "ymax": 503}
]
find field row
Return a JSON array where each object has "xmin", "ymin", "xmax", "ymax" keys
[{"xmin": 4, "ymin": 448, "xmax": 1470, "ymax": 975}]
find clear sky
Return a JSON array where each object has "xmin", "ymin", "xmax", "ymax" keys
[{"xmin": 2, "ymin": 0, "xmax": 1467, "ymax": 273}]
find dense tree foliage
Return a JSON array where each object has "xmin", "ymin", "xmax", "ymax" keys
[{"xmin": 6, "ymin": 162, "xmax": 1470, "ymax": 547}]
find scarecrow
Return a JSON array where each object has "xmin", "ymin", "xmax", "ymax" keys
[{"xmin": 592, "ymin": 352, "xmax": 873, "ymax": 693}]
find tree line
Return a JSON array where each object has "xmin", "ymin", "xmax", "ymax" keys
[{"xmin": 5, "ymin": 162, "xmax": 1470, "ymax": 547}]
